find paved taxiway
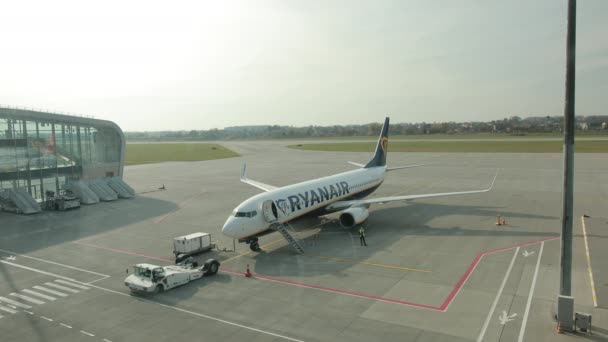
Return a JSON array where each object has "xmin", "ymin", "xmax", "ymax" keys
[{"xmin": 1, "ymin": 140, "xmax": 607, "ymax": 341}]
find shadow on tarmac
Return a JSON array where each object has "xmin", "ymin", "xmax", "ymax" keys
[
  {"xmin": 249, "ymin": 202, "xmax": 558, "ymax": 278},
  {"xmin": 0, "ymin": 196, "xmax": 177, "ymax": 255}
]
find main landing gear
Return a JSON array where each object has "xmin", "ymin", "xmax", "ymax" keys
[{"xmin": 248, "ymin": 238, "xmax": 260, "ymax": 252}]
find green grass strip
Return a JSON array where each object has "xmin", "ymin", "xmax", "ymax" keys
[{"xmin": 126, "ymin": 143, "xmax": 239, "ymax": 165}]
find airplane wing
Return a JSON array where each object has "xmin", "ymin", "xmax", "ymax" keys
[
  {"xmin": 327, "ymin": 170, "xmax": 498, "ymax": 210},
  {"xmin": 348, "ymin": 161, "xmax": 365, "ymax": 168},
  {"xmin": 240, "ymin": 163, "xmax": 278, "ymax": 192},
  {"xmin": 349, "ymin": 162, "xmax": 429, "ymax": 170},
  {"xmin": 386, "ymin": 164, "xmax": 430, "ymax": 171}
]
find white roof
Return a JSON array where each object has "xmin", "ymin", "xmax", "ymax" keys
[
  {"xmin": 174, "ymin": 232, "xmax": 209, "ymax": 241},
  {"xmin": 134, "ymin": 263, "xmax": 160, "ymax": 269}
]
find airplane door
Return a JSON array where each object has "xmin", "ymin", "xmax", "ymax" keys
[{"xmin": 262, "ymin": 200, "xmax": 278, "ymax": 222}]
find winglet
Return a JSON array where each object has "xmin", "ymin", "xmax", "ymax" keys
[
  {"xmin": 487, "ymin": 169, "xmax": 499, "ymax": 191},
  {"xmin": 241, "ymin": 162, "xmax": 247, "ymax": 181},
  {"xmin": 239, "ymin": 162, "xmax": 278, "ymax": 192}
]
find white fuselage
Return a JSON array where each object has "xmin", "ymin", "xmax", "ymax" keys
[{"xmin": 222, "ymin": 166, "xmax": 386, "ymax": 241}]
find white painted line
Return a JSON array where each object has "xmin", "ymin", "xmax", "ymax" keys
[
  {"xmin": 0, "ymin": 305, "xmax": 18, "ymax": 314},
  {"xmin": 518, "ymin": 242, "xmax": 544, "ymax": 342},
  {"xmin": 2, "ymin": 259, "xmax": 305, "ymax": 342},
  {"xmin": 581, "ymin": 217, "xmax": 598, "ymax": 307},
  {"xmin": 40, "ymin": 316, "xmax": 54, "ymax": 322},
  {"xmin": 86, "ymin": 275, "xmax": 111, "ymax": 284},
  {"xmin": 55, "ymin": 279, "xmax": 90, "ymax": 290},
  {"xmin": 44, "ymin": 283, "xmax": 79, "ymax": 293},
  {"xmin": 476, "ymin": 247, "xmax": 520, "ymax": 342},
  {"xmin": 10, "ymin": 293, "xmax": 45, "ymax": 305},
  {"xmin": 33, "ymin": 286, "xmax": 67, "ymax": 297},
  {"xmin": 60, "ymin": 323, "xmax": 72, "ymax": 329},
  {"xmin": 6, "ymin": 305, "xmax": 17, "ymax": 309},
  {"xmin": 0, "ymin": 296, "xmax": 33, "ymax": 309},
  {"xmin": 0, "ymin": 260, "xmax": 80, "ymax": 283},
  {"xmin": 80, "ymin": 330, "xmax": 95, "ymax": 337},
  {"xmin": 24, "ymin": 310, "xmax": 34, "ymax": 315},
  {"xmin": 0, "ymin": 314, "xmax": 4, "ymax": 318},
  {"xmin": 0, "ymin": 248, "xmax": 110, "ymax": 277},
  {"xmin": 102, "ymin": 339, "xmax": 113, "ymax": 342},
  {"xmin": 22, "ymin": 289, "xmax": 56, "ymax": 301}
]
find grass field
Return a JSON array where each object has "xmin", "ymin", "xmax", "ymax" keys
[
  {"xmin": 282, "ymin": 132, "xmax": 608, "ymax": 141},
  {"xmin": 126, "ymin": 143, "xmax": 240, "ymax": 165},
  {"xmin": 289, "ymin": 140, "xmax": 608, "ymax": 153}
]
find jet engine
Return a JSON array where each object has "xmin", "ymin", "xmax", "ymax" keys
[{"xmin": 338, "ymin": 207, "xmax": 369, "ymax": 228}]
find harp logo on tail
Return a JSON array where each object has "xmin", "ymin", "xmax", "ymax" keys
[{"xmin": 380, "ymin": 137, "xmax": 388, "ymax": 153}]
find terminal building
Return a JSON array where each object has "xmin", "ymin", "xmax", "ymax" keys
[{"xmin": 0, "ymin": 106, "xmax": 134, "ymax": 214}]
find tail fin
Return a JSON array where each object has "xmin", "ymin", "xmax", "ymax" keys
[{"xmin": 365, "ymin": 117, "xmax": 389, "ymax": 168}]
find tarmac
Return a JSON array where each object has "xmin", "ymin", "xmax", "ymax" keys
[{"xmin": 0, "ymin": 139, "xmax": 607, "ymax": 342}]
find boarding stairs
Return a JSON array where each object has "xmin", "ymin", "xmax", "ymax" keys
[
  {"xmin": 65, "ymin": 180, "xmax": 99, "ymax": 204},
  {"xmin": 0, "ymin": 188, "xmax": 41, "ymax": 214},
  {"xmin": 105, "ymin": 177, "xmax": 134, "ymax": 198},
  {"xmin": 87, "ymin": 179, "xmax": 118, "ymax": 201},
  {"xmin": 271, "ymin": 222, "xmax": 305, "ymax": 255}
]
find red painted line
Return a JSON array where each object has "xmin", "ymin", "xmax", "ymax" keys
[
  {"xmin": 74, "ymin": 236, "xmax": 559, "ymax": 312},
  {"xmin": 439, "ymin": 236, "xmax": 559, "ymax": 311},
  {"xmin": 220, "ymin": 268, "xmax": 443, "ymax": 311},
  {"xmin": 440, "ymin": 253, "xmax": 483, "ymax": 311},
  {"xmin": 481, "ymin": 236, "xmax": 559, "ymax": 255},
  {"xmin": 155, "ymin": 210, "xmax": 176, "ymax": 224}
]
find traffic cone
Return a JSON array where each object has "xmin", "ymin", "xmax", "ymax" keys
[
  {"xmin": 557, "ymin": 321, "xmax": 562, "ymax": 334},
  {"xmin": 502, "ymin": 218, "xmax": 506, "ymax": 225},
  {"xmin": 496, "ymin": 215, "xmax": 502, "ymax": 226},
  {"xmin": 245, "ymin": 264, "xmax": 252, "ymax": 278}
]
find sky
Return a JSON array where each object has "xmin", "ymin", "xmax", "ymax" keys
[{"xmin": 1, "ymin": 0, "xmax": 606, "ymax": 131}]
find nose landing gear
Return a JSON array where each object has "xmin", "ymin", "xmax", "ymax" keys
[{"xmin": 248, "ymin": 238, "xmax": 260, "ymax": 252}]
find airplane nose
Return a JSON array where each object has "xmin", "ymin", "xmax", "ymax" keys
[{"xmin": 222, "ymin": 217, "xmax": 237, "ymax": 238}]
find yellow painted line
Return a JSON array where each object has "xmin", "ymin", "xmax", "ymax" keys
[
  {"xmin": 581, "ymin": 216, "xmax": 598, "ymax": 307},
  {"xmin": 305, "ymin": 254, "xmax": 431, "ymax": 273}
]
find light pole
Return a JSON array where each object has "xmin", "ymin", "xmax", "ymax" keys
[{"xmin": 557, "ymin": 0, "xmax": 576, "ymax": 332}]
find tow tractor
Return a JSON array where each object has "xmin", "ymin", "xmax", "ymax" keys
[
  {"xmin": 44, "ymin": 189, "xmax": 81, "ymax": 211},
  {"xmin": 124, "ymin": 257, "xmax": 220, "ymax": 294}
]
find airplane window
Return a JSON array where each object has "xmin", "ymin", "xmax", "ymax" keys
[{"xmin": 235, "ymin": 211, "xmax": 257, "ymax": 218}]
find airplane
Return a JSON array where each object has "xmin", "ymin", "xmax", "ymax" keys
[{"xmin": 222, "ymin": 117, "xmax": 497, "ymax": 252}]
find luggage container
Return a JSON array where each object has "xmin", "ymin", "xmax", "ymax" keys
[{"xmin": 173, "ymin": 232, "xmax": 214, "ymax": 262}]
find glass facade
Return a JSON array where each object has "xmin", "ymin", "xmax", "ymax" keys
[{"xmin": 0, "ymin": 109, "xmax": 124, "ymax": 202}]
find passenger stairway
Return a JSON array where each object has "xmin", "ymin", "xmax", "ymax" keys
[
  {"xmin": 0, "ymin": 188, "xmax": 41, "ymax": 214},
  {"xmin": 87, "ymin": 179, "xmax": 118, "ymax": 201},
  {"xmin": 65, "ymin": 180, "xmax": 100, "ymax": 204},
  {"xmin": 105, "ymin": 177, "xmax": 134, "ymax": 198},
  {"xmin": 271, "ymin": 222, "xmax": 305, "ymax": 255}
]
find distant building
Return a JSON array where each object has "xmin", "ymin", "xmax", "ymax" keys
[{"xmin": 0, "ymin": 107, "xmax": 125, "ymax": 204}]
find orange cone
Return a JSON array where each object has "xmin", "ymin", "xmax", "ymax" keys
[
  {"xmin": 557, "ymin": 321, "xmax": 562, "ymax": 334},
  {"xmin": 245, "ymin": 264, "xmax": 252, "ymax": 278},
  {"xmin": 502, "ymin": 218, "xmax": 506, "ymax": 225},
  {"xmin": 496, "ymin": 215, "xmax": 502, "ymax": 226}
]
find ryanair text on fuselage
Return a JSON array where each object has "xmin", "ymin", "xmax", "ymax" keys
[{"xmin": 275, "ymin": 181, "xmax": 350, "ymax": 215}]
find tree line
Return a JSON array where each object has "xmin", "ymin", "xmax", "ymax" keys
[{"xmin": 125, "ymin": 115, "xmax": 608, "ymax": 141}]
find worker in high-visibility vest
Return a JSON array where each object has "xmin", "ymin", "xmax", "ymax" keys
[{"xmin": 359, "ymin": 226, "xmax": 367, "ymax": 246}]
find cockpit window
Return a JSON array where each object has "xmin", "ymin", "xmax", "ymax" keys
[{"xmin": 234, "ymin": 210, "xmax": 257, "ymax": 218}]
